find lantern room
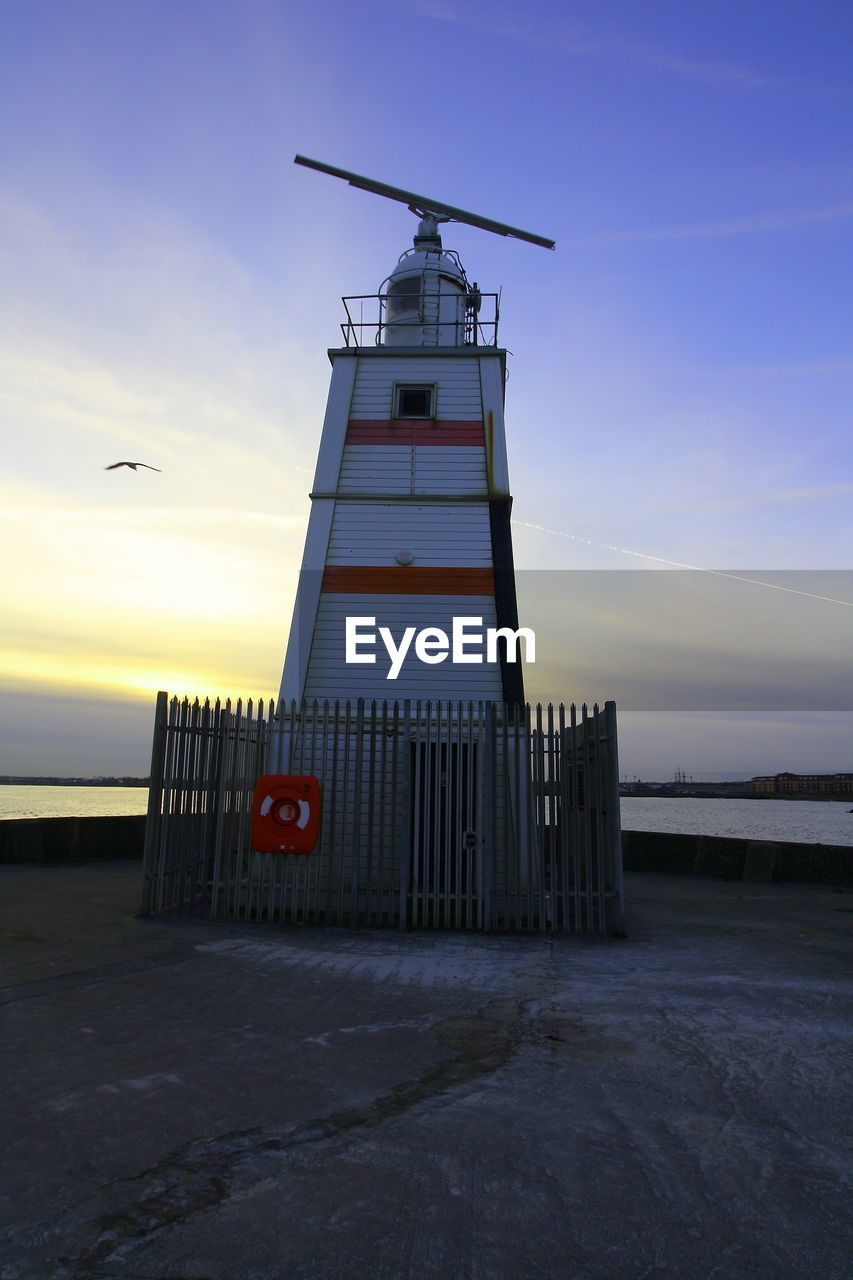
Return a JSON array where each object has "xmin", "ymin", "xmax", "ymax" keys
[{"xmin": 381, "ymin": 214, "xmax": 478, "ymax": 347}]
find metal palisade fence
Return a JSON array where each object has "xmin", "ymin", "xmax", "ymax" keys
[{"xmin": 141, "ymin": 694, "xmax": 624, "ymax": 935}]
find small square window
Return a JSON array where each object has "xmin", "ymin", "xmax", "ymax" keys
[{"xmin": 396, "ymin": 386, "xmax": 433, "ymax": 418}]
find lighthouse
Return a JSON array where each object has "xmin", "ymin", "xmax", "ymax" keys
[
  {"xmin": 280, "ymin": 158, "xmax": 553, "ymax": 707},
  {"xmin": 141, "ymin": 167, "xmax": 624, "ymax": 933}
]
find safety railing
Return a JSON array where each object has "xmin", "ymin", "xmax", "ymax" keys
[
  {"xmin": 339, "ymin": 292, "xmax": 500, "ymax": 348},
  {"xmin": 141, "ymin": 696, "xmax": 623, "ymax": 935}
]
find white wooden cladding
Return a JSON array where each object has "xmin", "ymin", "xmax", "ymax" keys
[
  {"xmin": 337, "ymin": 445, "xmax": 487, "ymax": 495},
  {"xmin": 412, "ymin": 447, "xmax": 487, "ymax": 493},
  {"xmin": 327, "ymin": 502, "xmax": 494, "ymax": 566},
  {"xmin": 303, "ymin": 594, "xmax": 504, "ymax": 703},
  {"xmin": 349, "ymin": 357, "xmax": 483, "ymax": 420},
  {"xmin": 337, "ymin": 446, "xmax": 412, "ymax": 494},
  {"xmin": 282, "ymin": 351, "xmax": 507, "ymax": 703},
  {"xmin": 141, "ymin": 694, "xmax": 624, "ymax": 935}
]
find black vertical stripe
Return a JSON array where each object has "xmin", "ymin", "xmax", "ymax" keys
[{"xmin": 489, "ymin": 498, "xmax": 525, "ymax": 708}]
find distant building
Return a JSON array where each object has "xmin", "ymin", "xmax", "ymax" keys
[{"xmin": 752, "ymin": 772, "xmax": 853, "ymax": 795}]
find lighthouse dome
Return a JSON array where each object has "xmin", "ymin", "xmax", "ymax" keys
[{"xmin": 380, "ymin": 217, "xmax": 471, "ymax": 347}]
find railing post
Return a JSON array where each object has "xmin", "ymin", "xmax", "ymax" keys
[
  {"xmin": 603, "ymin": 701, "xmax": 626, "ymax": 936},
  {"xmin": 398, "ymin": 700, "xmax": 412, "ymax": 929},
  {"xmin": 140, "ymin": 690, "xmax": 168, "ymax": 915},
  {"xmin": 209, "ymin": 699, "xmax": 232, "ymax": 920},
  {"xmin": 480, "ymin": 702, "xmax": 496, "ymax": 931}
]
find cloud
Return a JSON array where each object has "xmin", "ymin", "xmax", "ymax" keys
[
  {"xmin": 0, "ymin": 506, "xmax": 304, "ymax": 620},
  {"xmin": 515, "ymin": 570, "xmax": 853, "ymax": 709},
  {"xmin": 0, "ymin": 619, "xmax": 285, "ymax": 705},
  {"xmin": 393, "ymin": 0, "xmax": 839, "ymax": 95},
  {"xmin": 0, "ymin": 179, "xmax": 324, "ymax": 719},
  {"xmin": 0, "ymin": 507, "xmax": 305, "ymax": 530},
  {"xmin": 512, "ymin": 521, "xmax": 853, "ymax": 596},
  {"xmin": 0, "ymin": 688, "xmax": 158, "ymax": 774},
  {"xmin": 0, "ymin": 183, "xmax": 327, "ymax": 487},
  {"xmin": 577, "ymin": 202, "xmax": 853, "ymax": 245},
  {"xmin": 616, "ymin": 710, "xmax": 853, "ymax": 778},
  {"xmin": 0, "ymin": 502, "xmax": 304, "ymax": 704},
  {"xmin": 744, "ymin": 358, "xmax": 853, "ymax": 378},
  {"xmin": 679, "ymin": 484, "xmax": 853, "ymax": 512}
]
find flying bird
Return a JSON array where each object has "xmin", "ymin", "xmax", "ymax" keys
[{"xmin": 105, "ymin": 462, "xmax": 161, "ymax": 472}]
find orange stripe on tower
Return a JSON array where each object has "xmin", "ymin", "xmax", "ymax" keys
[
  {"xmin": 346, "ymin": 420, "xmax": 485, "ymax": 447},
  {"xmin": 322, "ymin": 566, "xmax": 495, "ymax": 595}
]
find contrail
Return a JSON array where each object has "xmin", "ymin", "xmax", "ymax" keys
[{"xmin": 511, "ymin": 519, "xmax": 853, "ymax": 608}]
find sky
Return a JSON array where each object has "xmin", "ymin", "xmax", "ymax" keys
[{"xmin": 0, "ymin": 0, "xmax": 851, "ymax": 778}]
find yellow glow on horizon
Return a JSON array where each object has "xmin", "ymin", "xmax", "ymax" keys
[
  {"xmin": 0, "ymin": 500, "xmax": 301, "ymax": 709},
  {"xmin": 0, "ymin": 649, "xmax": 276, "ymax": 704},
  {"xmin": 0, "ymin": 508, "xmax": 304, "ymax": 626}
]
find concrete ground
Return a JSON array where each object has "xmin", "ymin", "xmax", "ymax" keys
[{"xmin": 0, "ymin": 863, "xmax": 850, "ymax": 1280}]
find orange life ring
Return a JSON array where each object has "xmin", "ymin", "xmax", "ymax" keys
[{"xmin": 251, "ymin": 775, "xmax": 321, "ymax": 853}]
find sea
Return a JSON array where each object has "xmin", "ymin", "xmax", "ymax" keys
[
  {"xmin": 0, "ymin": 786, "xmax": 149, "ymax": 821},
  {"xmin": 620, "ymin": 797, "xmax": 853, "ymax": 847},
  {"xmin": 1, "ymin": 785, "xmax": 852, "ymax": 847}
]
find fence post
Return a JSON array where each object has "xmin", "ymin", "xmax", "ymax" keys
[
  {"xmin": 603, "ymin": 701, "xmax": 626, "ymax": 936},
  {"xmin": 140, "ymin": 690, "xmax": 168, "ymax": 915},
  {"xmin": 398, "ymin": 700, "xmax": 412, "ymax": 929},
  {"xmin": 480, "ymin": 702, "xmax": 496, "ymax": 931},
  {"xmin": 209, "ymin": 699, "xmax": 232, "ymax": 920},
  {"xmin": 349, "ymin": 698, "xmax": 365, "ymax": 926}
]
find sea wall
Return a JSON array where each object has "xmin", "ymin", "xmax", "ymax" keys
[
  {"xmin": 621, "ymin": 830, "xmax": 851, "ymax": 887},
  {"xmin": 0, "ymin": 819, "xmax": 849, "ymax": 886},
  {"xmin": 0, "ymin": 815, "xmax": 146, "ymax": 864}
]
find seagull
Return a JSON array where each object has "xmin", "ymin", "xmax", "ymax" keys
[{"xmin": 105, "ymin": 462, "xmax": 161, "ymax": 472}]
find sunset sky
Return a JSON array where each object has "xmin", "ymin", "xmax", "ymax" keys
[{"xmin": 1, "ymin": 0, "xmax": 851, "ymax": 777}]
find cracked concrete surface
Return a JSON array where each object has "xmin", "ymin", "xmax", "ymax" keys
[{"xmin": 0, "ymin": 862, "xmax": 850, "ymax": 1279}]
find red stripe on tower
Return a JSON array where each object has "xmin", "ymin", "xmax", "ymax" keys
[
  {"xmin": 345, "ymin": 420, "xmax": 485, "ymax": 447},
  {"xmin": 321, "ymin": 566, "xmax": 495, "ymax": 595}
]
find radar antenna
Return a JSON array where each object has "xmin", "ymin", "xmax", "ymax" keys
[{"xmin": 294, "ymin": 155, "xmax": 555, "ymax": 250}]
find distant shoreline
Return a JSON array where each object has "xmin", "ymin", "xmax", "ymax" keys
[
  {"xmin": 2, "ymin": 778, "xmax": 850, "ymax": 804},
  {"xmin": 622, "ymin": 789, "xmax": 853, "ymax": 803},
  {"xmin": 0, "ymin": 778, "xmax": 149, "ymax": 788}
]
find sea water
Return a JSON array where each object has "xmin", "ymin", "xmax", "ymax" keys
[
  {"xmin": 1, "ymin": 785, "xmax": 851, "ymax": 846},
  {"xmin": 0, "ymin": 785, "xmax": 149, "ymax": 821},
  {"xmin": 619, "ymin": 796, "xmax": 853, "ymax": 847}
]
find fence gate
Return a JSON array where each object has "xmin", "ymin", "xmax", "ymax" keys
[{"xmin": 141, "ymin": 696, "xmax": 624, "ymax": 935}]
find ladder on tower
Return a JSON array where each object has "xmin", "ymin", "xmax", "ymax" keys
[{"xmin": 420, "ymin": 249, "xmax": 442, "ymax": 345}]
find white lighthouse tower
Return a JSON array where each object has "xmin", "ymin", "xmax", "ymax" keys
[
  {"xmin": 141, "ymin": 170, "xmax": 625, "ymax": 934},
  {"xmin": 280, "ymin": 158, "xmax": 554, "ymax": 706}
]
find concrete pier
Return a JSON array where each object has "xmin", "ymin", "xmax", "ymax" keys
[
  {"xmin": 1, "ymin": 819, "xmax": 849, "ymax": 886},
  {"xmin": 621, "ymin": 828, "xmax": 852, "ymax": 886},
  {"xmin": 0, "ymin": 860, "xmax": 850, "ymax": 1279},
  {"xmin": 0, "ymin": 815, "xmax": 145, "ymax": 864}
]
